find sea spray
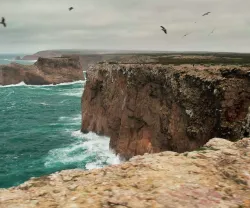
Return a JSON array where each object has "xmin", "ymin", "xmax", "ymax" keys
[{"xmin": 44, "ymin": 131, "xmax": 120, "ymax": 170}]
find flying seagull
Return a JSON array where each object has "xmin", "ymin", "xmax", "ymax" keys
[
  {"xmin": 209, "ymin": 28, "xmax": 216, "ymax": 36},
  {"xmin": 69, "ymin": 7, "xmax": 74, "ymax": 11},
  {"xmin": 0, "ymin": 17, "xmax": 6, "ymax": 27},
  {"xmin": 182, "ymin": 32, "xmax": 191, "ymax": 38},
  {"xmin": 160, "ymin": 26, "xmax": 167, "ymax": 34},
  {"xmin": 202, "ymin": 12, "xmax": 211, "ymax": 16}
]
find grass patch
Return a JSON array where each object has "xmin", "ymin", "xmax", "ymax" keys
[{"xmin": 195, "ymin": 146, "xmax": 220, "ymax": 152}]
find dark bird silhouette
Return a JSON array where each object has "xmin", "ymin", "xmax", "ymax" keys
[
  {"xmin": 69, "ymin": 7, "xmax": 74, "ymax": 11},
  {"xmin": 160, "ymin": 26, "xmax": 167, "ymax": 34},
  {"xmin": 209, "ymin": 28, "xmax": 215, "ymax": 36},
  {"xmin": 182, "ymin": 32, "xmax": 191, "ymax": 38},
  {"xmin": 1, "ymin": 17, "xmax": 6, "ymax": 27},
  {"xmin": 202, "ymin": 12, "xmax": 211, "ymax": 16}
]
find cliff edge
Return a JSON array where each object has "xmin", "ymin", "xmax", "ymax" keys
[
  {"xmin": 0, "ymin": 57, "xmax": 84, "ymax": 85},
  {"xmin": 81, "ymin": 63, "xmax": 250, "ymax": 159},
  {"xmin": 0, "ymin": 138, "xmax": 249, "ymax": 208}
]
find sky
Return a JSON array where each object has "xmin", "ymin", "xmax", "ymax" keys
[{"xmin": 0, "ymin": 0, "xmax": 250, "ymax": 53}]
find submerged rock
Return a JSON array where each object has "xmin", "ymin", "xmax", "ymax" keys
[{"xmin": 0, "ymin": 138, "xmax": 249, "ymax": 208}]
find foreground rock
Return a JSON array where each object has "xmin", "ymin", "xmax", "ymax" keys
[
  {"xmin": 0, "ymin": 57, "xmax": 84, "ymax": 85},
  {"xmin": 81, "ymin": 63, "xmax": 250, "ymax": 159},
  {"xmin": 0, "ymin": 138, "xmax": 249, "ymax": 208}
]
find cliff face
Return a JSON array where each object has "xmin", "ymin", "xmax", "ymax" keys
[
  {"xmin": 1, "ymin": 138, "xmax": 249, "ymax": 208},
  {"xmin": 81, "ymin": 63, "xmax": 250, "ymax": 159},
  {"xmin": 0, "ymin": 57, "xmax": 84, "ymax": 86},
  {"xmin": 33, "ymin": 57, "xmax": 83, "ymax": 84},
  {"xmin": 0, "ymin": 65, "xmax": 24, "ymax": 85}
]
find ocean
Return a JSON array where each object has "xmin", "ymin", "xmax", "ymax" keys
[{"xmin": 0, "ymin": 54, "xmax": 119, "ymax": 188}]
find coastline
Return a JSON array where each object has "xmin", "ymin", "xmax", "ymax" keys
[{"xmin": 1, "ymin": 52, "xmax": 250, "ymax": 207}]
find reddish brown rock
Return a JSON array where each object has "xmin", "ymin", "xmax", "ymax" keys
[
  {"xmin": 81, "ymin": 63, "xmax": 250, "ymax": 159},
  {"xmin": 0, "ymin": 57, "xmax": 84, "ymax": 86}
]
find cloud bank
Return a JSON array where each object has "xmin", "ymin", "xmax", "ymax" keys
[{"xmin": 0, "ymin": 0, "xmax": 249, "ymax": 53}]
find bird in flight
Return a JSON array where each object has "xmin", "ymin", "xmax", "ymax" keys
[
  {"xmin": 0, "ymin": 17, "xmax": 6, "ymax": 27},
  {"xmin": 160, "ymin": 26, "xmax": 167, "ymax": 34},
  {"xmin": 202, "ymin": 12, "xmax": 211, "ymax": 16},
  {"xmin": 182, "ymin": 32, "xmax": 191, "ymax": 38},
  {"xmin": 69, "ymin": 7, "xmax": 74, "ymax": 11},
  {"xmin": 209, "ymin": 28, "xmax": 216, "ymax": 36}
]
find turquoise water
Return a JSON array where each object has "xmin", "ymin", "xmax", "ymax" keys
[{"xmin": 0, "ymin": 56, "xmax": 119, "ymax": 188}]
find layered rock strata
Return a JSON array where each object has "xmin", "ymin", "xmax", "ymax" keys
[
  {"xmin": 81, "ymin": 63, "xmax": 250, "ymax": 159},
  {"xmin": 0, "ymin": 138, "xmax": 249, "ymax": 208}
]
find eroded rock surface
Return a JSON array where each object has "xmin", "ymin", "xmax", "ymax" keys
[
  {"xmin": 0, "ymin": 57, "xmax": 84, "ymax": 85},
  {"xmin": 0, "ymin": 138, "xmax": 249, "ymax": 208},
  {"xmin": 81, "ymin": 63, "xmax": 250, "ymax": 159}
]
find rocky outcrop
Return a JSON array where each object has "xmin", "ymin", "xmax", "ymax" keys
[
  {"xmin": 0, "ymin": 138, "xmax": 249, "ymax": 208},
  {"xmin": 21, "ymin": 55, "xmax": 39, "ymax": 60},
  {"xmin": 81, "ymin": 63, "xmax": 250, "ymax": 159},
  {"xmin": 22, "ymin": 50, "xmax": 63, "ymax": 60},
  {"xmin": 0, "ymin": 57, "xmax": 84, "ymax": 85}
]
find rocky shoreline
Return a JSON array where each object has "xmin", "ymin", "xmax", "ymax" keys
[
  {"xmin": 0, "ymin": 138, "xmax": 249, "ymax": 208},
  {"xmin": 0, "ymin": 56, "xmax": 84, "ymax": 85},
  {"xmin": 1, "ymin": 53, "xmax": 250, "ymax": 207}
]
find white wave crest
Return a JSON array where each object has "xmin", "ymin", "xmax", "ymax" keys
[
  {"xmin": 44, "ymin": 131, "xmax": 120, "ymax": 170},
  {"xmin": 40, "ymin": 102, "xmax": 49, "ymax": 106},
  {"xmin": 50, "ymin": 115, "xmax": 81, "ymax": 127},
  {"xmin": 0, "ymin": 82, "xmax": 26, "ymax": 88},
  {"xmin": 53, "ymin": 80, "xmax": 85, "ymax": 86},
  {"xmin": 0, "ymin": 80, "xmax": 85, "ymax": 88},
  {"xmin": 59, "ymin": 114, "xmax": 81, "ymax": 122},
  {"xmin": 28, "ymin": 80, "xmax": 85, "ymax": 87},
  {"xmin": 60, "ymin": 89, "xmax": 83, "ymax": 97}
]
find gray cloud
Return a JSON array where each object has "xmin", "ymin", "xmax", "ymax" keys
[{"xmin": 0, "ymin": 0, "xmax": 250, "ymax": 53}]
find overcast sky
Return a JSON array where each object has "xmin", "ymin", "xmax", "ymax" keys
[{"xmin": 0, "ymin": 0, "xmax": 250, "ymax": 53}]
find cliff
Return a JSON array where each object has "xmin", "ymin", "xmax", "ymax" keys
[
  {"xmin": 0, "ymin": 57, "xmax": 84, "ymax": 86},
  {"xmin": 22, "ymin": 50, "xmax": 63, "ymax": 60},
  {"xmin": 81, "ymin": 63, "xmax": 250, "ymax": 159},
  {"xmin": 0, "ymin": 138, "xmax": 249, "ymax": 208}
]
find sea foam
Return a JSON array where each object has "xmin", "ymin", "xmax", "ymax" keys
[
  {"xmin": 0, "ymin": 80, "xmax": 85, "ymax": 88},
  {"xmin": 44, "ymin": 131, "xmax": 120, "ymax": 170}
]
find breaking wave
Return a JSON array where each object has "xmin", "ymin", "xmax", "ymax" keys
[
  {"xmin": 0, "ymin": 81, "xmax": 27, "ymax": 88},
  {"xmin": 0, "ymin": 80, "xmax": 85, "ymax": 88},
  {"xmin": 44, "ymin": 131, "xmax": 120, "ymax": 170}
]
